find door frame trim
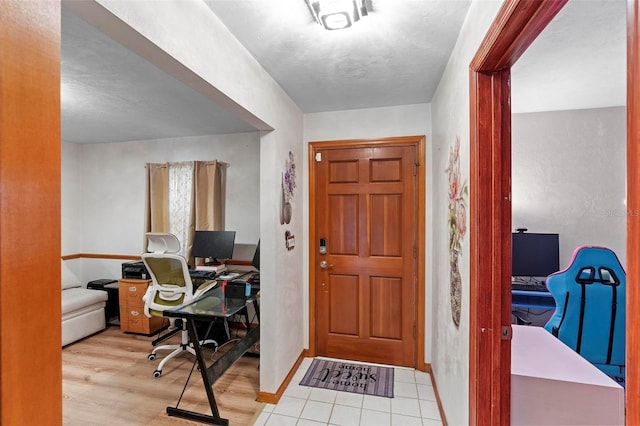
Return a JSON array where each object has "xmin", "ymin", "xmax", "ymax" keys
[
  {"xmin": 308, "ymin": 135, "xmax": 426, "ymax": 369},
  {"xmin": 469, "ymin": 1, "xmax": 568, "ymax": 422},
  {"xmin": 626, "ymin": 0, "xmax": 640, "ymax": 421}
]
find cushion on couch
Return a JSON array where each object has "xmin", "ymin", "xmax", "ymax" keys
[
  {"xmin": 62, "ymin": 281, "xmax": 82, "ymax": 290},
  {"xmin": 62, "ymin": 287, "xmax": 108, "ymax": 316}
]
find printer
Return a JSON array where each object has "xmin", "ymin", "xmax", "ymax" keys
[{"xmin": 121, "ymin": 260, "xmax": 149, "ymax": 279}]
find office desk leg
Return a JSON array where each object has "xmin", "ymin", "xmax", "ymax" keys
[
  {"xmin": 253, "ymin": 299, "xmax": 260, "ymax": 322},
  {"xmin": 166, "ymin": 319, "xmax": 228, "ymax": 426}
]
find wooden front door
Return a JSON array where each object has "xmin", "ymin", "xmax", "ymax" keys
[{"xmin": 312, "ymin": 140, "xmax": 418, "ymax": 367}]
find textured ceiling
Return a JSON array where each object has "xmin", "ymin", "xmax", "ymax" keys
[
  {"xmin": 61, "ymin": 8, "xmax": 256, "ymax": 144},
  {"xmin": 512, "ymin": 0, "xmax": 626, "ymax": 114},
  {"xmin": 61, "ymin": 1, "xmax": 625, "ymax": 144},
  {"xmin": 204, "ymin": 0, "xmax": 472, "ymax": 113}
]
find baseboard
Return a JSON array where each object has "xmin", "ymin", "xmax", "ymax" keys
[
  {"xmin": 61, "ymin": 253, "xmax": 140, "ymax": 261},
  {"xmin": 62, "ymin": 253, "xmax": 254, "ymax": 263},
  {"xmin": 256, "ymin": 349, "xmax": 307, "ymax": 404},
  {"xmin": 417, "ymin": 360, "xmax": 431, "ymax": 373},
  {"xmin": 429, "ymin": 366, "xmax": 448, "ymax": 426}
]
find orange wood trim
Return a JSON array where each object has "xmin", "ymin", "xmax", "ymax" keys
[
  {"xmin": 256, "ymin": 392, "xmax": 279, "ymax": 405},
  {"xmin": 429, "ymin": 366, "xmax": 447, "ymax": 426},
  {"xmin": 256, "ymin": 350, "xmax": 307, "ymax": 404},
  {"xmin": 415, "ymin": 136, "xmax": 427, "ymax": 371},
  {"xmin": 471, "ymin": 0, "xmax": 567, "ymax": 71},
  {"xmin": 471, "ymin": 0, "xmax": 568, "ymax": 72},
  {"xmin": 0, "ymin": 2, "xmax": 61, "ymax": 424},
  {"xmin": 627, "ymin": 0, "xmax": 640, "ymax": 422},
  {"xmin": 468, "ymin": 70, "xmax": 481, "ymax": 425},
  {"xmin": 496, "ymin": 70, "xmax": 513, "ymax": 424},
  {"xmin": 469, "ymin": 1, "xmax": 567, "ymax": 424},
  {"xmin": 61, "ymin": 253, "xmax": 141, "ymax": 261},
  {"xmin": 308, "ymin": 136, "xmax": 426, "ymax": 368},
  {"xmin": 61, "ymin": 254, "xmax": 253, "ymax": 264},
  {"xmin": 61, "ymin": 254, "xmax": 82, "ymax": 260},
  {"xmin": 308, "ymin": 135, "xmax": 425, "ymax": 148},
  {"xmin": 308, "ymin": 142, "xmax": 319, "ymax": 357},
  {"xmin": 469, "ymin": 69, "xmax": 503, "ymax": 425}
]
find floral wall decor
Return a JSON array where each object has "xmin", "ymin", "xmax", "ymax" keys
[
  {"xmin": 446, "ymin": 136, "xmax": 468, "ymax": 328},
  {"xmin": 280, "ymin": 151, "xmax": 297, "ymax": 225}
]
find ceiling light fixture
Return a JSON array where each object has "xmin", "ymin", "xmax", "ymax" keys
[{"xmin": 305, "ymin": 0, "xmax": 369, "ymax": 31}]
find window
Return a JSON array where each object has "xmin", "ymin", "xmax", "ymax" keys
[{"xmin": 145, "ymin": 161, "xmax": 224, "ymax": 259}]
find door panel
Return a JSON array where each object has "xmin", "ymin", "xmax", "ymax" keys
[
  {"xmin": 315, "ymin": 144, "xmax": 417, "ymax": 367},
  {"xmin": 329, "ymin": 274, "xmax": 359, "ymax": 335},
  {"xmin": 370, "ymin": 276, "xmax": 402, "ymax": 339},
  {"xmin": 371, "ymin": 194, "xmax": 402, "ymax": 256},
  {"xmin": 329, "ymin": 194, "xmax": 359, "ymax": 254}
]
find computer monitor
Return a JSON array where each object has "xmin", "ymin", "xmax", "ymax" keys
[
  {"xmin": 191, "ymin": 230, "xmax": 236, "ymax": 264},
  {"xmin": 512, "ymin": 232, "xmax": 560, "ymax": 278},
  {"xmin": 252, "ymin": 240, "xmax": 260, "ymax": 271}
]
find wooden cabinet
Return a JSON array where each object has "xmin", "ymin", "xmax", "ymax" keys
[{"xmin": 118, "ymin": 279, "xmax": 164, "ymax": 335}]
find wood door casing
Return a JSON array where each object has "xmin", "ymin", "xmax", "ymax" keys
[
  {"xmin": 469, "ymin": 1, "xmax": 569, "ymax": 424},
  {"xmin": 0, "ymin": 2, "xmax": 62, "ymax": 424},
  {"xmin": 313, "ymin": 143, "xmax": 417, "ymax": 367},
  {"xmin": 627, "ymin": 0, "xmax": 640, "ymax": 422}
]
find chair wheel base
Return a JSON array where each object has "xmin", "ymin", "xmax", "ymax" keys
[
  {"xmin": 153, "ymin": 370, "xmax": 162, "ymax": 378},
  {"xmin": 148, "ymin": 353, "xmax": 156, "ymax": 361}
]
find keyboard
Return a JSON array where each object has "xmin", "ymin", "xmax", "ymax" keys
[
  {"xmin": 512, "ymin": 283, "xmax": 549, "ymax": 292},
  {"xmin": 189, "ymin": 269, "xmax": 216, "ymax": 279}
]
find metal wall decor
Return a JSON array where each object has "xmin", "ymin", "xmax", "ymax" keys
[
  {"xmin": 280, "ymin": 151, "xmax": 296, "ymax": 225},
  {"xmin": 285, "ymin": 230, "xmax": 295, "ymax": 250}
]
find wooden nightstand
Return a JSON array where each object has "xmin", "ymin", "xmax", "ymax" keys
[{"xmin": 118, "ymin": 279, "xmax": 165, "ymax": 335}]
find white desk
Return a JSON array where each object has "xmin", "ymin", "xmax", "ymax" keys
[{"xmin": 511, "ymin": 325, "xmax": 624, "ymax": 425}]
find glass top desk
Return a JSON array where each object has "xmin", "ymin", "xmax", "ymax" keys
[{"xmin": 163, "ymin": 285, "xmax": 260, "ymax": 426}]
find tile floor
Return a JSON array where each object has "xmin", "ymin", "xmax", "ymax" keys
[{"xmin": 253, "ymin": 357, "xmax": 444, "ymax": 426}]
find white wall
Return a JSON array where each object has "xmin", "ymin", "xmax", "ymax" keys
[
  {"xmin": 430, "ymin": 1, "xmax": 503, "ymax": 425},
  {"xmin": 62, "ymin": 141, "xmax": 83, "ymax": 255},
  {"xmin": 512, "ymin": 107, "xmax": 627, "ymax": 267},
  {"xmin": 61, "ymin": 141, "xmax": 85, "ymax": 287},
  {"xmin": 61, "ymin": 132, "xmax": 260, "ymax": 284},
  {"xmin": 303, "ymin": 103, "xmax": 433, "ymax": 362}
]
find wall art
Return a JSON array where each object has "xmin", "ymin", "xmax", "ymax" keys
[
  {"xmin": 280, "ymin": 151, "xmax": 296, "ymax": 225},
  {"xmin": 446, "ymin": 136, "xmax": 468, "ymax": 328},
  {"xmin": 285, "ymin": 230, "xmax": 295, "ymax": 251}
]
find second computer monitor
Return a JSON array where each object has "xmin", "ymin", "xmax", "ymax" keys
[
  {"xmin": 512, "ymin": 232, "xmax": 559, "ymax": 278},
  {"xmin": 252, "ymin": 240, "xmax": 260, "ymax": 271},
  {"xmin": 191, "ymin": 230, "xmax": 236, "ymax": 264}
]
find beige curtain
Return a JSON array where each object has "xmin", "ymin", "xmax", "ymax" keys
[
  {"xmin": 145, "ymin": 163, "xmax": 169, "ymax": 233},
  {"xmin": 194, "ymin": 161, "xmax": 223, "ymax": 231},
  {"xmin": 145, "ymin": 161, "xmax": 224, "ymax": 260}
]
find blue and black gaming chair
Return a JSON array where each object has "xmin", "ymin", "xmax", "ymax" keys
[{"xmin": 544, "ymin": 245, "xmax": 626, "ymax": 385}]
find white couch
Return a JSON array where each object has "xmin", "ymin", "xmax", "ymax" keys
[{"xmin": 61, "ymin": 281, "xmax": 108, "ymax": 346}]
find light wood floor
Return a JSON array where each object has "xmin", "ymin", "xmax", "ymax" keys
[{"xmin": 63, "ymin": 325, "xmax": 262, "ymax": 425}]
